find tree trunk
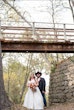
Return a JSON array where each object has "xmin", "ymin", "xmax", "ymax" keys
[
  {"xmin": 68, "ymin": 0, "xmax": 74, "ymax": 21},
  {"xmin": 0, "ymin": 42, "xmax": 12, "ymax": 110},
  {"xmin": 19, "ymin": 54, "xmax": 33, "ymax": 103}
]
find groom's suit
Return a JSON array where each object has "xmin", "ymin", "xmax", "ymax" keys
[
  {"xmin": 38, "ymin": 77, "xmax": 45, "ymax": 93},
  {"xmin": 38, "ymin": 77, "xmax": 47, "ymax": 107}
]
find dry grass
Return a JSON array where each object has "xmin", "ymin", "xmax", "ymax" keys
[
  {"xmin": 11, "ymin": 104, "xmax": 27, "ymax": 110},
  {"xmin": 1, "ymin": 104, "xmax": 26, "ymax": 110},
  {"xmin": 49, "ymin": 103, "xmax": 74, "ymax": 110},
  {"xmin": 3, "ymin": 103, "xmax": 74, "ymax": 110}
]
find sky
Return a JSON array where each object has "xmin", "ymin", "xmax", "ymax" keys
[{"xmin": 16, "ymin": 0, "xmax": 73, "ymax": 23}]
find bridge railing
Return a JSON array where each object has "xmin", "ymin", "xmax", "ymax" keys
[{"xmin": 0, "ymin": 20, "xmax": 74, "ymax": 42}]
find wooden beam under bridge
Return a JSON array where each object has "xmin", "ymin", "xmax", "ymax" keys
[{"xmin": 1, "ymin": 40, "xmax": 74, "ymax": 53}]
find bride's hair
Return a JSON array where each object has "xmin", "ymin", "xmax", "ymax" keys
[{"xmin": 29, "ymin": 73, "xmax": 35, "ymax": 81}]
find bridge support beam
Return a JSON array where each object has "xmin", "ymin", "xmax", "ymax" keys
[{"xmin": 1, "ymin": 40, "xmax": 74, "ymax": 53}]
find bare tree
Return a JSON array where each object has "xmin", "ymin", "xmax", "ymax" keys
[
  {"xmin": 2, "ymin": 0, "xmax": 32, "ymax": 27},
  {"xmin": 0, "ymin": 42, "xmax": 12, "ymax": 109},
  {"xmin": 19, "ymin": 53, "xmax": 33, "ymax": 103},
  {"xmin": 47, "ymin": 0, "xmax": 62, "ymax": 62},
  {"xmin": 68, "ymin": 0, "xmax": 74, "ymax": 21}
]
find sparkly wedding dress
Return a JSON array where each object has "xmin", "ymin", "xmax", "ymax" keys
[{"xmin": 23, "ymin": 79, "xmax": 44, "ymax": 109}]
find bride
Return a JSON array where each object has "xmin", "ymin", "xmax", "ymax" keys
[{"xmin": 23, "ymin": 73, "xmax": 44, "ymax": 110}]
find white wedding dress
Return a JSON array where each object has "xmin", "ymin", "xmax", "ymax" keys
[{"xmin": 23, "ymin": 79, "xmax": 44, "ymax": 109}]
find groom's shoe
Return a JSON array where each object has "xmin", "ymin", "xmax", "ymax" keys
[{"xmin": 44, "ymin": 106, "xmax": 47, "ymax": 109}]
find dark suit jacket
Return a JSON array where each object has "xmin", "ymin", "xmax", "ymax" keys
[{"xmin": 38, "ymin": 77, "xmax": 46, "ymax": 93}]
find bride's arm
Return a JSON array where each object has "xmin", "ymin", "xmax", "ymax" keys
[{"xmin": 27, "ymin": 81, "xmax": 31, "ymax": 87}]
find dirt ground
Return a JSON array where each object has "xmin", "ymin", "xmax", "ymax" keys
[
  {"xmin": 3, "ymin": 103, "xmax": 74, "ymax": 110},
  {"xmin": 46, "ymin": 103, "xmax": 74, "ymax": 110}
]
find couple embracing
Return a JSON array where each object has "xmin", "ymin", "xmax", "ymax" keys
[{"xmin": 23, "ymin": 72, "xmax": 47, "ymax": 110}]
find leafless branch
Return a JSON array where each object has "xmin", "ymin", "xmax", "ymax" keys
[
  {"xmin": 68, "ymin": 0, "xmax": 74, "ymax": 21},
  {"xmin": 2, "ymin": 0, "xmax": 32, "ymax": 27}
]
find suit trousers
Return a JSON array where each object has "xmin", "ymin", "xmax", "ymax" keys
[{"xmin": 42, "ymin": 93, "xmax": 47, "ymax": 107}]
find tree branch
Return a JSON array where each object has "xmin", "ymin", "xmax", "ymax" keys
[
  {"xmin": 2, "ymin": 0, "xmax": 32, "ymax": 27},
  {"xmin": 68, "ymin": 0, "xmax": 74, "ymax": 22}
]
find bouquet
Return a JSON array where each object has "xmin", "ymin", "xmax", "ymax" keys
[{"xmin": 30, "ymin": 83, "xmax": 36, "ymax": 92}]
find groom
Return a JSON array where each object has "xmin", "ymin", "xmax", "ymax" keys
[{"xmin": 35, "ymin": 71, "xmax": 47, "ymax": 107}]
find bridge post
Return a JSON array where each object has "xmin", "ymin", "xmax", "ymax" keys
[
  {"xmin": 0, "ymin": 19, "xmax": 1, "ymax": 39},
  {"xmin": 32, "ymin": 22, "xmax": 37, "ymax": 40},
  {"xmin": 63, "ymin": 24, "xmax": 67, "ymax": 41},
  {"xmin": 32, "ymin": 22, "xmax": 35, "ymax": 36}
]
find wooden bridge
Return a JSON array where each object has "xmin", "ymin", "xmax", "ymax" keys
[{"xmin": 0, "ymin": 21, "xmax": 74, "ymax": 52}]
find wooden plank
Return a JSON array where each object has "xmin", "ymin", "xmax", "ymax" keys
[
  {"xmin": 1, "ymin": 32, "xmax": 74, "ymax": 37},
  {"xmin": 1, "ymin": 26, "xmax": 74, "ymax": 32}
]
